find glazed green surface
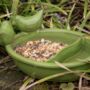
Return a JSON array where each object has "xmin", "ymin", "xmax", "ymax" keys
[
  {"xmin": 0, "ymin": 21, "xmax": 15, "ymax": 45},
  {"xmin": 5, "ymin": 30, "xmax": 89, "ymax": 68},
  {"xmin": 10, "ymin": 30, "xmax": 83, "ymax": 63},
  {"xmin": 5, "ymin": 30, "xmax": 90, "ymax": 82}
]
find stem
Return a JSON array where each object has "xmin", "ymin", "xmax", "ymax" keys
[
  {"xmin": 42, "ymin": 3, "xmax": 67, "ymax": 15},
  {"xmin": 19, "ymin": 77, "xmax": 34, "ymax": 90},
  {"xmin": 24, "ymin": 72, "xmax": 70, "ymax": 90},
  {"xmin": 24, "ymin": 71, "xmax": 90, "ymax": 90}
]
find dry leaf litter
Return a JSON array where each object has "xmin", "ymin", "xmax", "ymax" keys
[{"xmin": 15, "ymin": 38, "xmax": 68, "ymax": 62}]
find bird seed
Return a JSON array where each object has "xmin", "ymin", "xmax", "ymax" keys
[{"xmin": 15, "ymin": 38, "xmax": 68, "ymax": 62}]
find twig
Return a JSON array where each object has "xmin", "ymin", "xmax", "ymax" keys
[
  {"xmin": 5, "ymin": 6, "xmax": 10, "ymax": 18},
  {"xmin": 4, "ymin": 80, "xmax": 22, "ymax": 89},
  {"xmin": 0, "ymin": 67, "xmax": 8, "ymax": 73},
  {"xmin": 76, "ymin": 26, "xmax": 90, "ymax": 34},
  {"xmin": 0, "ymin": 65, "xmax": 16, "ymax": 73},
  {"xmin": 78, "ymin": 73, "xmax": 85, "ymax": 90},
  {"xmin": 0, "ymin": 13, "xmax": 12, "ymax": 19},
  {"xmin": 0, "ymin": 56, "xmax": 10, "ymax": 64}
]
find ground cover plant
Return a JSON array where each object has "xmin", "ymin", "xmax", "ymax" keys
[{"xmin": 0, "ymin": 0, "xmax": 90, "ymax": 90}]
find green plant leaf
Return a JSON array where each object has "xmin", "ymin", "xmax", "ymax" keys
[{"xmin": 60, "ymin": 83, "xmax": 75, "ymax": 90}]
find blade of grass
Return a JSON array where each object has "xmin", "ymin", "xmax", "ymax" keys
[
  {"xmin": 50, "ymin": 17, "xmax": 54, "ymax": 28},
  {"xmin": 85, "ymin": 23, "xmax": 90, "ymax": 30},
  {"xmin": 24, "ymin": 72, "xmax": 71, "ymax": 90},
  {"xmin": 11, "ymin": 0, "xmax": 19, "ymax": 23},
  {"xmin": 54, "ymin": 61, "xmax": 90, "ymax": 80},
  {"xmin": 19, "ymin": 77, "xmax": 34, "ymax": 90},
  {"xmin": 83, "ymin": 0, "xmax": 88, "ymax": 19},
  {"xmin": 55, "ymin": 61, "xmax": 72, "ymax": 72},
  {"xmin": 80, "ymin": 11, "xmax": 90, "ymax": 29},
  {"xmin": 42, "ymin": 3, "xmax": 67, "ymax": 15},
  {"xmin": 19, "ymin": 2, "xmax": 67, "ymax": 15},
  {"xmin": 66, "ymin": 3, "xmax": 76, "ymax": 30},
  {"xmin": 76, "ymin": 26, "xmax": 90, "ymax": 34},
  {"xmin": 77, "ymin": 57, "xmax": 90, "ymax": 63},
  {"xmin": 23, "ymin": 71, "xmax": 90, "ymax": 90}
]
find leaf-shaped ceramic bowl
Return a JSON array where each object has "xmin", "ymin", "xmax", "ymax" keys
[{"xmin": 5, "ymin": 29, "xmax": 90, "ymax": 82}]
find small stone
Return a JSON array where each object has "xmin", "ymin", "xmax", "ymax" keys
[{"xmin": 41, "ymin": 38, "xmax": 45, "ymax": 43}]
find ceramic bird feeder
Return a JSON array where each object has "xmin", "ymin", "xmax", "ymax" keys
[{"xmin": 0, "ymin": 13, "xmax": 90, "ymax": 82}]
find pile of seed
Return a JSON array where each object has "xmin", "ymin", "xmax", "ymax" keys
[{"xmin": 15, "ymin": 38, "xmax": 68, "ymax": 62}]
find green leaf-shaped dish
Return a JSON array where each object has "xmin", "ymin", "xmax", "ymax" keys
[{"xmin": 5, "ymin": 29, "xmax": 90, "ymax": 82}]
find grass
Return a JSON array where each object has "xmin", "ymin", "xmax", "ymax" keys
[
  {"xmin": 0, "ymin": 0, "xmax": 90, "ymax": 90},
  {"xmin": 0, "ymin": 0, "xmax": 90, "ymax": 30}
]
